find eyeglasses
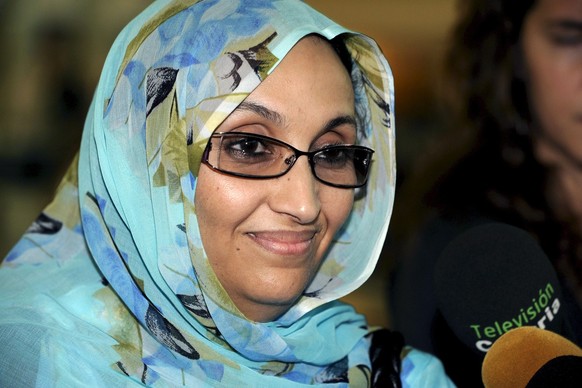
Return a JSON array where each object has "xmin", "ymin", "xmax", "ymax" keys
[{"xmin": 201, "ymin": 132, "xmax": 374, "ymax": 188}]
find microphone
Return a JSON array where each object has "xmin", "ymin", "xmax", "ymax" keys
[
  {"xmin": 482, "ymin": 326, "xmax": 582, "ymax": 388},
  {"xmin": 433, "ymin": 222, "xmax": 571, "ymax": 359},
  {"xmin": 431, "ymin": 222, "xmax": 579, "ymax": 386}
]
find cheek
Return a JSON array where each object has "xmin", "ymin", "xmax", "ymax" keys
[
  {"xmin": 321, "ymin": 189, "xmax": 354, "ymax": 235},
  {"xmin": 527, "ymin": 62, "xmax": 561, "ymax": 125},
  {"xmin": 522, "ymin": 34, "xmax": 565, "ymax": 131},
  {"xmin": 194, "ymin": 167, "xmax": 255, "ymax": 243},
  {"xmin": 524, "ymin": 47, "xmax": 582, "ymax": 135},
  {"xmin": 528, "ymin": 62, "xmax": 582, "ymax": 160}
]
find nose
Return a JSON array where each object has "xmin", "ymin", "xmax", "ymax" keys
[{"xmin": 270, "ymin": 155, "xmax": 321, "ymax": 224}]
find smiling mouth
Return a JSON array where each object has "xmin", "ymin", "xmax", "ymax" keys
[{"xmin": 247, "ymin": 231, "xmax": 317, "ymax": 256}]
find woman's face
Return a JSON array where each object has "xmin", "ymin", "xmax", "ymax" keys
[
  {"xmin": 195, "ymin": 36, "xmax": 355, "ymax": 322},
  {"xmin": 523, "ymin": 0, "xmax": 582, "ymax": 231}
]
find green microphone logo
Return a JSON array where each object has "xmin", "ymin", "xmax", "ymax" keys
[{"xmin": 469, "ymin": 282, "xmax": 560, "ymax": 352}]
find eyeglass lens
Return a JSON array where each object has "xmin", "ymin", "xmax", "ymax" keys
[{"xmin": 203, "ymin": 132, "xmax": 373, "ymax": 188}]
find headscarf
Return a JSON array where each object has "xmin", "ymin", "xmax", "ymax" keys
[{"xmin": 0, "ymin": 0, "xmax": 396, "ymax": 386}]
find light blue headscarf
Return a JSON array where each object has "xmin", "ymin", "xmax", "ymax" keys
[{"xmin": 1, "ymin": 0, "xmax": 408, "ymax": 386}]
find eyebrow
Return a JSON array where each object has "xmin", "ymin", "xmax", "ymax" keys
[
  {"xmin": 236, "ymin": 101, "xmax": 286, "ymax": 128},
  {"xmin": 321, "ymin": 115, "xmax": 357, "ymax": 133},
  {"xmin": 236, "ymin": 101, "xmax": 357, "ymax": 134}
]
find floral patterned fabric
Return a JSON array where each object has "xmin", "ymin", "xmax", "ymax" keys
[{"xmin": 0, "ymin": 0, "xmax": 452, "ymax": 386}]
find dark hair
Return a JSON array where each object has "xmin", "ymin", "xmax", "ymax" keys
[
  {"xmin": 445, "ymin": 0, "xmax": 535, "ymax": 139},
  {"xmin": 429, "ymin": 0, "xmax": 547, "ymax": 221},
  {"xmin": 331, "ymin": 36, "xmax": 353, "ymax": 75}
]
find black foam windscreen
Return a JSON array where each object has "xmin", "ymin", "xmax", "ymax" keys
[
  {"xmin": 434, "ymin": 223, "xmax": 566, "ymax": 356},
  {"xmin": 526, "ymin": 355, "xmax": 582, "ymax": 387}
]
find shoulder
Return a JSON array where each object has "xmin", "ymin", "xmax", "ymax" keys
[
  {"xmin": 0, "ymin": 264, "xmax": 127, "ymax": 386},
  {"xmin": 0, "ymin": 306, "xmax": 136, "ymax": 387},
  {"xmin": 400, "ymin": 346, "xmax": 456, "ymax": 388},
  {"xmin": 367, "ymin": 330, "xmax": 456, "ymax": 388},
  {"xmin": 0, "ymin": 321, "xmax": 44, "ymax": 386}
]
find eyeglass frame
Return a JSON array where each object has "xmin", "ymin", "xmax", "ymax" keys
[{"xmin": 200, "ymin": 131, "xmax": 375, "ymax": 189}]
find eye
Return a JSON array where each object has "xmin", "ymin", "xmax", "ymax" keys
[
  {"xmin": 547, "ymin": 21, "xmax": 582, "ymax": 46},
  {"xmin": 220, "ymin": 134, "xmax": 287, "ymax": 167},
  {"xmin": 550, "ymin": 32, "xmax": 582, "ymax": 46},
  {"xmin": 223, "ymin": 136, "xmax": 268, "ymax": 159},
  {"xmin": 313, "ymin": 146, "xmax": 352, "ymax": 168}
]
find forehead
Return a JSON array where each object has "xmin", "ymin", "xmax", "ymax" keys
[
  {"xmin": 531, "ymin": 0, "xmax": 582, "ymax": 16},
  {"xmin": 235, "ymin": 37, "xmax": 354, "ymax": 116}
]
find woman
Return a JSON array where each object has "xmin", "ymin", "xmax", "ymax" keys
[
  {"xmin": 389, "ymin": 0, "xmax": 582, "ymax": 386},
  {"xmin": 0, "ymin": 0, "xmax": 452, "ymax": 386}
]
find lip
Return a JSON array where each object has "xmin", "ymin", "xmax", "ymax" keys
[{"xmin": 247, "ymin": 230, "xmax": 318, "ymax": 256}]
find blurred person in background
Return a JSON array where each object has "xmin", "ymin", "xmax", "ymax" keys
[{"xmin": 389, "ymin": 0, "xmax": 582, "ymax": 386}]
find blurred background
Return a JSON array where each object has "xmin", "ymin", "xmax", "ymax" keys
[{"xmin": 0, "ymin": 0, "xmax": 456, "ymax": 327}]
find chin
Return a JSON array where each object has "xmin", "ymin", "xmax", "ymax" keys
[
  {"xmin": 242, "ymin": 285, "xmax": 307, "ymax": 322},
  {"xmin": 222, "ymin": 264, "xmax": 320, "ymax": 321}
]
